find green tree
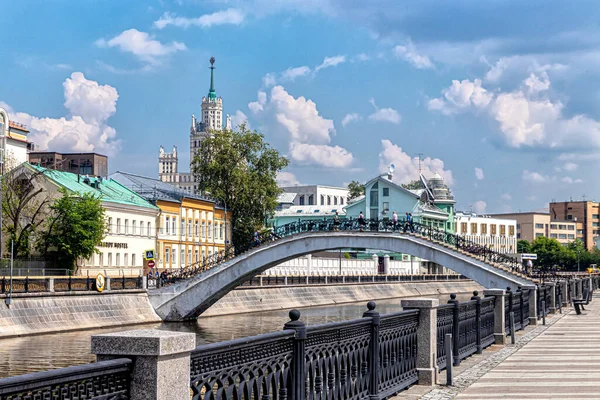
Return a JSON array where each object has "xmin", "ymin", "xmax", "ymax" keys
[
  {"xmin": 347, "ymin": 180, "xmax": 365, "ymax": 200},
  {"xmin": 530, "ymin": 236, "xmax": 568, "ymax": 269},
  {"xmin": 516, "ymin": 240, "xmax": 531, "ymax": 253},
  {"xmin": 401, "ymin": 180, "xmax": 424, "ymax": 190},
  {"xmin": 191, "ymin": 123, "xmax": 289, "ymax": 248},
  {"xmin": 40, "ymin": 189, "xmax": 107, "ymax": 271}
]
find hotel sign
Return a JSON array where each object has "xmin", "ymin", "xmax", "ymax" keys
[{"xmin": 99, "ymin": 242, "xmax": 129, "ymax": 249}]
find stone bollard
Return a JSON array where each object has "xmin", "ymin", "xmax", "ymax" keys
[
  {"xmin": 524, "ymin": 285, "xmax": 537, "ymax": 325},
  {"xmin": 561, "ymin": 280, "xmax": 569, "ymax": 308},
  {"xmin": 383, "ymin": 254, "xmax": 390, "ymax": 275},
  {"xmin": 372, "ymin": 254, "xmax": 379, "ymax": 274},
  {"xmin": 401, "ymin": 298, "xmax": 439, "ymax": 385},
  {"xmin": 546, "ymin": 282, "xmax": 557, "ymax": 314},
  {"xmin": 483, "ymin": 289, "xmax": 505, "ymax": 345},
  {"xmin": 92, "ymin": 329, "xmax": 196, "ymax": 400}
]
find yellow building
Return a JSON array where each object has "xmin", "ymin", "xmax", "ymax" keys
[{"xmin": 110, "ymin": 172, "xmax": 232, "ymax": 270}]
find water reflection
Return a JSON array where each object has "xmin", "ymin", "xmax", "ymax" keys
[{"xmin": 0, "ymin": 293, "xmax": 471, "ymax": 378}]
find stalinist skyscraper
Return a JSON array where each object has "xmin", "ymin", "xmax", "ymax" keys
[{"xmin": 159, "ymin": 57, "xmax": 231, "ymax": 192}]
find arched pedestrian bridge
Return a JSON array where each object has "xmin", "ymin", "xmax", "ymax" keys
[{"xmin": 149, "ymin": 229, "xmax": 536, "ymax": 321}]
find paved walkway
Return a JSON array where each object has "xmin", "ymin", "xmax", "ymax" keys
[{"xmin": 456, "ymin": 296, "xmax": 600, "ymax": 399}]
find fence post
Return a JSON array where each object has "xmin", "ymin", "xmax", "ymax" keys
[
  {"xmin": 363, "ymin": 301, "xmax": 380, "ymax": 399},
  {"xmin": 47, "ymin": 278, "xmax": 54, "ymax": 293},
  {"xmin": 523, "ymin": 285, "xmax": 537, "ymax": 325},
  {"xmin": 561, "ymin": 280, "xmax": 569, "ymax": 308},
  {"xmin": 447, "ymin": 293, "xmax": 460, "ymax": 367},
  {"xmin": 106, "ymin": 277, "xmax": 111, "ymax": 291},
  {"xmin": 283, "ymin": 310, "xmax": 306, "ymax": 400},
  {"xmin": 483, "ymin": 288, "xmax": 506, "ymax": 345},
  {"xmin": 68, "ymin": 276, "xmax": 72, "ymax": 291},
  {"xmin": 546, "ymin": 282, "xmax": 556, "ymax": 314},
  {"xmin": 471, "ymin": 290, "xmax": 482, "ymax": 354},
  {"xmin": 24, "ymin": 277, "xmax": 29, "ymax": 293},
  {"xmin": 401, "ymin": 298, "xmax": 439, "ymax": 385},
  {"xmin": 91, "ymin": 329, "xmax": 196, "ymax": 400}
]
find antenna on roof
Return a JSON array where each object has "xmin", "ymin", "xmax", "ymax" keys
[{"xmin": 417, "ymin": 153, "xmax": 423, "ymax": 175}]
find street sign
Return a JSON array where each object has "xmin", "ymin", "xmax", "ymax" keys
[
  {"xmin": 521, "ymin": 253, "xmax": 537, "ymax": 260},
  {"xmin": 148, "ymin": 260, "xmax": 156, "ymax": 268},
  {"xmin": 144, "ymin": 249, "xmax": 155, "ymax": 260}
]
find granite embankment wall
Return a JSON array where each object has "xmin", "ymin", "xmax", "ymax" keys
[
  {"xmin": 201, "ymin": 280, "xmax": 481, "ymax": 317},
  {"xmin": 0, "ymin": 290, "xmax": 161, "ymax": 338}
]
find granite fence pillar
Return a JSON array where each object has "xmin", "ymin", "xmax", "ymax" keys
[
  {"xmin": 401, "ymin": 298, "xmax": 439, "ymax": 385},
  {"xmin": 483, "ymin": 288, "xmax": 505, "ymax": 345},
  {"xmin": 306, "ymin": 254, "xmax": 312, "ymax": 275},
  {"xmin": 92, "ymin": 329, "xmax": 196, "ymax": 400},
  {"xmin": 560, "ymin": 280, "xmax": 569, "ymax": 308},
  {"xmin": 546, "ymin": 282, "xmax": 557, "ymax": 314},
  {"xmin": 383, "ymin": 254, "xmax": 390, "ymax": 275},
  {"xmin": 105, "ymin": 277, "xmax": 111, "ymax": 291},
  {"xmin": 577, "ymin": 279, "xmax": 583, "ymax": 299},
  {"xmin": 47, "ymin": 278, "xmax": 55, "ymax": 293},
  {"xmin": 372, "ymin": 254, "xmax": 379, "ymax": 274},
  {"xmin": 525, "ymin": 285, "xmax": 538, "ymax": 325}
]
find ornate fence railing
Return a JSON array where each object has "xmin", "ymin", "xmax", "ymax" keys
[
  {"xmin": 480, "ymin": 296, "xmax": 495, "ymax": 348},
  {"xmin": 166, "ymin": 217, "xmax": 523, "ymax": 285},
  {"xmin": 0, "ymin": 358, "xmax": 132, "ymax": 400},
  {"xmin": 239, "ymin": 273, "xmax": 469, "ymax": 287},
  {"xmin": 435, "ymin": 304, "xmax": 454, "ymax": 371},
  {"xmin": 505, "ymin": 288, "xmax": 531, "ymax": 335},
  {"xmin": 189, "ymin": 303, "xmax": 420, "ymax": 400}
]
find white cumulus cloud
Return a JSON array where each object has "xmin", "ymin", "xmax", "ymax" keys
[
  {"xmin": 369, "ymin": 98, "xmax": 401, "ymax": 124},
  {"xmin": 230, "ymin": 110, "xmax": 249, "ymax": 129},
  {"xmin": 393, "ymin": 43, "xmax": 434, "ymax": 69},
  {"xmin": 95, "ymin": 29, "xmax": 186, "ymax": 65},
  {"xmin": 561, "ymin": 176, "xmax": 584, "ymax": 184},
  {"xmin": 315, "ymin": 55, "xmax": 346, "ymax": 71},
  {"xmin": 289, "ymin": 142, "xmax": 353, "ymax": 168},
  {"xmin": 248, "ymin": 91, "xmax": 267, "ymax": 114},
  {"xmin": 427, "ymin": 79, "xmax": 492, "ymax": 115},
  {"xmin": 378, "ymin": 139, "xmax": 454, "ymax": 185},
  {"xmin": 2, "ymin": 72, "xmax": 121, "ymax": 157},
  {"xmin": 277, "ymin": 171, "xmax": 300, "ymax": 186},
  {"xmin": 522, "ymin": 170, "xmax": 547, "ymax": 183},
  {"xmin": 563, "ymin": 162, "xmax": 578, "ymax": 171},
  {"xmin": 473, "ymin": 200, "xmax": 487, "ymax": 215},
  {"xmin": 501, "ymin": 193, "xmax": 512, "ymax": 201},
  {"xmin": 153, "ymin": 9, "xmax": 245, "ymax": 29},
  {"xmin": 341, "ymin": 113, "xmax": 361, "ymax": 127},
  {"xmin": 475, "ymin": 167, "xmax": 484, "ymax": 180}
]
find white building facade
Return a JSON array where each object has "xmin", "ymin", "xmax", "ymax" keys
[
  {"xmin": 280, "ymin": 185, "xmax": 349, "ymax": 207},
  {"xmin": 454, "ymin": 212, "xmax": 517, "ymax": 254},
  {"xmin": 158, "ymin": 57, "xmax": 232, "ymax": 193}
]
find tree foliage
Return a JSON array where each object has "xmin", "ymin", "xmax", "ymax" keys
[
  {"xmin": 517, "ymin": 240, "xmax": 531, "ymax": 253},
  {"xmin": 528, "ymin": 237, "xmax": 600, "ymax": 271},
  {"xmin": 39, "ymin": 188, "xmax": 107, "ymax": 271},
  {"xmin": 347, "ymin": 180, "xmax": 365, "ymax": 200},
  {"xmin": 191, "ymin": 123, "xmax": 289, "ymax": 248},
  {"xmin": 1, "ymin": 169, "xmax": 51, "ymax": 257},
  {"xmin": 401, "ymin": 180, "xmax": 424, "ymax": 190}
]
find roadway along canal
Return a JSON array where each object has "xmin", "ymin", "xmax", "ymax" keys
[{"xmin": 0, "ymin": 293, "xmax": 472, "ymax": 378}]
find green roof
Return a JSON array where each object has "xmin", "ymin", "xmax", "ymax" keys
[{"xmin": 28, "ymin": 163, "xmax": 158, "ymax": 210}]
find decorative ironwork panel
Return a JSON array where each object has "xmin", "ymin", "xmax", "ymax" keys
[
  {"xmin": 480, "ymin": 297, "xmax": 495, "ymax": 348},
  {"xmin": 436, "ymin": 304, "xmax": 454, "ymax": 371},
  {"xmin": 190, "ymin": 331, "xmax": 294, "ymax": 400},
  {"xmin": 544, "ymin": 288, "xmax": 551, "ymax": 316},
  {"xmin": 457, "ymin": 301, "xmax": 478, "ymax": 361},
  {"xmin": 305, "ymin": 319, "xmax": 371, "ymax": 399},
  {"xmin": 378, "ymin": 310, "xmax": 419, "ymax": 397},
  {"xmin": 504, "ymin": 295, "xmax": 511, "ymax": 335},
  {"xmin": 522, "ymin": 290, "xmax": 530, "ymax": 328},
  {"xmin": 511, "ymin": 292, "xmax": 522, "ymax": 331},
  {"xmin": 0, "ymin": 358, "xmax": 131, "ymax": 400}
]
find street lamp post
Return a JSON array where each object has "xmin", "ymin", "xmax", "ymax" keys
[
  {"xmin": 577, "ymin": 249, "xmax": 581, "ymax": 273},
  {"xmin": 0, "ymin": 108, "xmax": 9, "ymax": 260}
]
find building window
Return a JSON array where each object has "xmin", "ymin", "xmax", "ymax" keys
[
  {"xmin": 471, "ymin": 223, "xmax": 477, "ymax": 234},
  {"xmin": 594, "ymin": 214, "xmax": 600, "ymax": 219},
  {"xmin": 491, "ymin": 224, "xmax": 497, "ymax": 235},
  {"xmin": 99, "ymin": 253, "xmax": 104, "ymax": 266},
  {"xmin": 341, "ymin": 198, "xmax": 344, "ymax": 205},
  {"xmin": 165, "ymin": 248, "xmax": 170, "ymax": 264},
  {"xmin": 117, "ymin": 218, "xmax": 121, "ymax": 234},
  {"xmin": 195, "ymin": 249, "xmax": 199, "ymax": 263},
  {"xmin": 131, "ymin": 254, "xmax": 136, "ymax": 267},
  {"xmin": 481, "ymin": 224, "xmax": 487, "ymax": 235},
  {"xmin": 172, "ymin": 218, "xmax": 176, "ymax": 235},
  {"xmin": 328, "ymin": 196, "xmax": 332, "ymax": 205},
  {"xmin": 195, "ymin": 221, "xmax": 199, "ymax": 237},
  {"xmin": 147, "ymin": 222, "xmax": 152, "ymax": 237},
  {"xmin": 132, "ymin": 220, "xmax": 137, "ymax": 235},
  {"xmin": 220, "ymin": 224, "xmax": 224, "ymax": 240},
  {"xmin": 568, "ymin": 234, "xmax": 575, "ymax": 239},
  {"xmin": 320, "ymin": 195, "xmax": 325, "ymax": 205},
  {"xmin": 188, "ymin": 249, "xmax": 192, "ymax": 264},
  {"xmin": 500, "ymin": 225, "xmax": 506, "ymax": 236},
  {"xmin": 461, "ymin": 222, "xmax": 467, "ymax": 234},
  {"xmin": 516, "ymin": 223, "xmax": 520, "ymax": 229},
  {"xmin": 172, "ymin": 250, "xmax": 176, "ymax": 265},
  {"xmin": 517, "ymin": 233, "xmax": 521, "ymax": 239},
  {"xmin": 108, "ymin": 217, "xmax": 113, "ymax": 233},
  {"xmin": 334, "ymin": 197, "xmax": 338, "ymax": 205},
  {"xmin": 567, "ymin": 215, "xmax": 573, "ymax": 220},
  {"xmin": 383, "ymin": 187, "xmax": 389, "ymax": 197},
  {"xmin": 299, "ymin": 195, "xmax": 305, "ymax": 205},
  {"xmin": 208, "ymin": 222, "xmax": 212, "ymax": 239},
  {"xmin": 594, "ymin": 222, "xmax": 600, "ymax": 227},
  {"xmin": 550, "ymin": 233, "xmax": 558, "ymax": 238},
  {"xmin": 578, "ymin": 229, "xmax": 584, "ymax": 234},
  {"xmin": 568, "ymin": 225, "xmax": 575, "ymax": 231},
  {"xmin": 308, "ymin": 195, "xmax": 314, "ymax": 205},
  {"xmin": 124, "ymin": 253, "xmax": 128, "ymax": 267},
  {"xmin": 188, "ymin": 220, "xmax": 192, "ymax": 236},
  {"xmin": 535, "ymin": 233, "xmax": 544, "ymax": 237},
  {"xmin": 550, "ymin": 224, "xmax": 558, "ymax": 229},
  {"xmin": 535, "ymin": 223, "xmax": 544, "ymax": 229},
  {"xmin": 108, "ymin": 253, "xmax": 112, "ymax": 267},
  {"xmin": 382, "ymin": 202, "xmax": 389, "ymax": 214},
  {"xmin": 559, "ymin": 224, "xmax": 566, "ymax": 230},
  {"xmin": 181, "ymin": 218, "xmax": 185, "ymax": 236},
  {"xmin": 125, "ymin": 219, "xmax": 129, "ymax": 234},
  {"xmin": 116, "ymin": 253, "xmax": 120, "ymax": 267},
  {"xmin": 181, "ymin": 249, "xmax": 185, "ymax": 266},
  {"xmin": 509, "ymin": 226, "xmax": 515, "ymax": 236},
  {"xmin": 202, "ymin": 221, "xmax": 206, "ymax": 238},
  {"xmin": 165, "ymin": 217, "xmax": 170, "ymax": 234},
  {"xmin": 559, "ymin": 234, "xmax": 567, "ymax": 239}
]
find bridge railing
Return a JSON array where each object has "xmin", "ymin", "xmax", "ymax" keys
[
  {"xmin": 0, "ymin": 358, "xmax": 132, "ymax": 399},
  {"xmin": 164, "ymin": 217, "xmax": 523, "ymax": 286},
  {"xmin": 0, "ymin": 275, "xmax": 145, "ymax": 294}
]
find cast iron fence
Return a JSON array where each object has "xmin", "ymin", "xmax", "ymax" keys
[
  {"xmin": 239, "ymin": 274, "xmax": 469, "ymax": 287},
  {"xmin": 435, "ymin": 304, "xmax": 454, "ymax": 371},
  {"xmin": 189, "ymin": 302, "xmax": 419, "ymax": 400},
  {"xmin": 166, "ymin": 217, "xmax": 523, "ymax": 285},
  {"xmin": 0, "ymin": 276, "xmax": 144, "ymax": 294},
  {"xmin": 0, "ymin": 358, "xmax": 132, "ymax": 400}
]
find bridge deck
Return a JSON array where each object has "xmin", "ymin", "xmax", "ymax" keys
[{"xmin": 456, "ymin": 294, "xmax": 600, "ymax": 399}]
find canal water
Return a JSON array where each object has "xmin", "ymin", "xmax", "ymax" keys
[{"xmin": 0, "ymin": 293, "xmax": 470, "ymax": 378}]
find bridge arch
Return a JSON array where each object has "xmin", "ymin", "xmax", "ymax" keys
[{"xmin": 148, "ymin": 232, "xmax": 534, "ymax": 321}]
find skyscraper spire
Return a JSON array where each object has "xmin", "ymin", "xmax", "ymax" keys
[{"xmin": 208, "ymin": 56, "xmax": 216, "ymax": 100}]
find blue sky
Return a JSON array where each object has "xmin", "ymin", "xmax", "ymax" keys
[{"xmin": 3, "ymin": 0, "xmax": 600, "ymax": 214}]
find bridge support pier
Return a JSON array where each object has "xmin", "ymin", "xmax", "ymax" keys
[
  {"xmin": 92, "ymin": 329, "xmax": 196, "ymax": 400},
  {"xmin": 401, "ymin": 298, "xmax": 439, "ymax": 385},
  {"xmin": 526, "ymin": 285, "xmax": 538, "ymax": 325},
  {"xmin": 546, "ymin": 282, "xmax": 557, "ymax": 314},
  {"xmin": 483, "ymin": 288, "xmax": 506, "ymax": 345}
]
